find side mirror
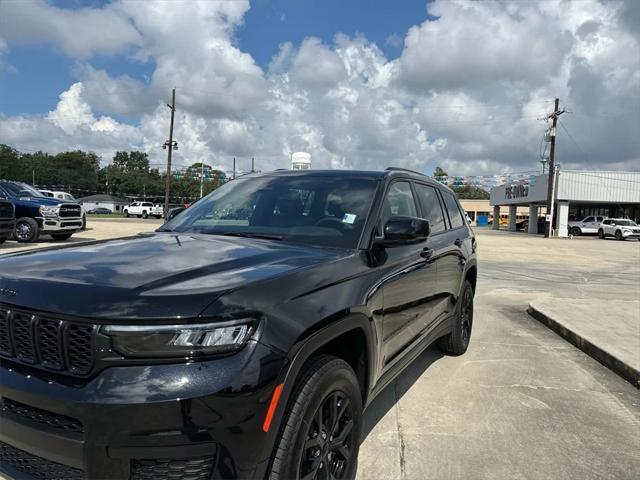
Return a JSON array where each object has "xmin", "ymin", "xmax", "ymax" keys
[
  {"xmin": 166, "ymin": 207, "xmax": 185, "ymax": 221},
  {"xmin": 375, "ymin": 216, "xmax": 429, "ymax": 247}
]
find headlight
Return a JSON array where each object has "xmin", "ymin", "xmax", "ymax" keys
[
  {"xmin": 622, "ymin": 229, "xmax": 631, "ymax": 234},
  {"xmin": 103, "ymin": 320, "xmax": 255, "ymax": 358},
  {"xmin": 39, "ymin": 205, "xmax": 60, "ymax": 217}
]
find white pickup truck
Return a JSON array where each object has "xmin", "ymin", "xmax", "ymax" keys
[{"xmin": 123, "ymin": 202, "xmax": 164, "ymax": 219}]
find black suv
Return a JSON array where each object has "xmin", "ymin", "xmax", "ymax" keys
[
  {"xmin": 0, "ymin": 169, "xmax": 477, "ymax": 480},
  {"xmin": 0, "ymin": 199, "xmax": 15, "ymax": 244}
]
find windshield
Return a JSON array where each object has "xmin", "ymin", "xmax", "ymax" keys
[
  {"xmin": 162, "ymin": 175, "xmax": 379, "ymax": 248},
  {"xmin": 0, "ymin": 181, "xmax": 46, "ymax": 198},
  {"xmin": 614, "ymin": 220, "xmax": 637, "ymax": 226}
]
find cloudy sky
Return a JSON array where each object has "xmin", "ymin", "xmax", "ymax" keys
[{"xmin": 0, "ymin": 0, "xmax": 638, "ymax": 176}]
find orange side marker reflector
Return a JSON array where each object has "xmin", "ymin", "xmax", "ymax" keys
[{"xmin": 262, "ymin": 383, "xmax": 284, "ymax": 433}]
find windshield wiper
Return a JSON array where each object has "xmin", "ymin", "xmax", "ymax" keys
[{"xmin": 221, "ymin": 232, "xmax": 284, "ymax": 241}]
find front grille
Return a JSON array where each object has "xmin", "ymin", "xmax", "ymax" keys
[
  {"xmin": 1, "ymin": 398, "xmax": 84, "ymax": 433},
  {"xmin": 59, "ymin": 204, "xmax": 82, "ymax": 218},
  {"xmin": 0, "ymin": 306, "xmax": 96, "ymax": 376},
  {"xmin": 131, "ymin": 457, "xmax": 215, "ymax": 480},
  {"xmin": 0, "ymin": 202, "xmax": 13, "ymax": 219},
  {"xmin": 0, "ymin": 441, "xmax": 84, "ymax": 480}
]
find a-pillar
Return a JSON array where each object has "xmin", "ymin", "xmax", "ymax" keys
[
  {"xmin": 492, "ymin": 206, "xmax": 500, "ymax": 230},
  {"xmin": 558, "ymin": 201, "xmax": 569, "ymax": 238},
  {"xmin": 528, "ymin": 204, "xmax": 539, "ymax": 234},
  {"xmin": 508, "ymin": 205, "xmax": 517, "ymax": 232}
]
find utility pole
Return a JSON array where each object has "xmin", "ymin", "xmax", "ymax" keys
[
  {"xmin": 251, "ymin": 157, "xmax": 255, "ymax": 173},
  {"xmin": 163, "ymin": 88, "xmax": 177, "ymax": 217},
  {"xmin": 232, "ymin": 157, "xmax": 236, "ymax": 179},
  {"xmin": 544, "ymin": 98, "xmax": 565, "ymax": 237},
  {"xmin": 200, "ymin": 161, "xmax": 205, "ymax": 198}
]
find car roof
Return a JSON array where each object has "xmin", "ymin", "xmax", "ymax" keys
[{"xmin": 238, "ymin": 168, "xmax": 446, "ymax": 188}]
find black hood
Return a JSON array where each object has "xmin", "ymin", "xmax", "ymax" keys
[{"xmin": 0, "ymin": 233, "xmax": 348, "ymax": 320}]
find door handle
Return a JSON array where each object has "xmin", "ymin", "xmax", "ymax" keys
[
  {"xmin": 454, "ymin": 238, "xmax": 463, "ymax": 247},
  {"xmin": 420, "ymin": 247, "xmax": 433, "ymax": 259}
]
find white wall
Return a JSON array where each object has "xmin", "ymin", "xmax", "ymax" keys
[{"xmin": 557, "ymin": 171, "xmax": 640, "ymax": 203}]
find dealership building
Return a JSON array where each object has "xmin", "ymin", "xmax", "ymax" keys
[{"xmin": 489, "ymin": 170, "xmax": 640, "ymax": 237}]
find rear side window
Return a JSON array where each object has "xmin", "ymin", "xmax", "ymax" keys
[
  {"xmin": 414, "ymin": 183, "xmax": 446, "ymax": 234},
  {"xmin": 441, "ymin": 191, "xmax": 465, "ymax": 229}
]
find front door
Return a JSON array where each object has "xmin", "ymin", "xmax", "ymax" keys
[{"xmin": 378, "ymin": 181, "xmax": 439, "ymax": 371}]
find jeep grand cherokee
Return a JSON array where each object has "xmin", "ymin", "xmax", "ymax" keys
[{"xmin": 0, "ymin": 168, "xmax": 477, "ymax": 480}]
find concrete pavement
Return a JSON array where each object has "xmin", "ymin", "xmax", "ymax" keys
[{"xmin": 357, "ymin": 230, "xmax": 640, "ymax": 480}]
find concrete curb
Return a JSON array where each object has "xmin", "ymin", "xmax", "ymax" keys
[{"xmin": 527, "ymin": 304, "xmax": 639, "ymax": 389}]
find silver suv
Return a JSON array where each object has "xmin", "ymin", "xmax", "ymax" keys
[{"xmin": 598, "ymin": 218, "xmax": 640, "ymax": 241}]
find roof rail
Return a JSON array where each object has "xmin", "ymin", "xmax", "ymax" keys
[{"xmin": 385, "ymin": 167, "xmax": 426, "ymax": 176}]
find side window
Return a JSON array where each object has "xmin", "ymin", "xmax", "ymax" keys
[
  {"xmin": 441, "ymin": 191, "xmax": 465, "ymax": 229},
  {"xmin": 583, "ymin": 216, "xmax": 593, "ymax": 223},
  {"xmin": 380, "ymin": 181, "xmax": 417, "ymax": 228},
  {"xmin": 414, "ymin": 183, "xmax": 446, "ymax": 234}
]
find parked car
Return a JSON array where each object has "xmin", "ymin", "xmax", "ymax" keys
[
  {"xmin": 0, "ymin": 199, "xmax": 15, "ymax": 244},
  {"xmin": 0, "ymin": 168, "xmax": 477, "ymax": 480},
  {"xmin": 0, "ymin": 180, "xmax": 83, "ymax": 243},
  {"xmin": 87, "ymin": 207, "xmax": 113, "ymax": 215},
  {"xmin": 40, "ymin": 190, "xmax": 87, "ymax": 229},
  {"xmin": 123, "ymin": 201, "xmax": 164, "ymax": 219},
  {"xmin": 598, "ymin": 218, "xmax": 640, "ymax": 241},
  {"xmin": 568, "ymin": 215, "xmax": 605, "ymax": 236},
  {"xmin": 518, "ymin": 216, "xmax": 546, "ymax": 233}
]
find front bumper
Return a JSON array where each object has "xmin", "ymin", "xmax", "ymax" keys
[
  {"xmin": 38, "ymin": 216, "xmax": 83, "ymax": 232},
  {"xmin": 0, "ymin": 341, "xmax": 285, "ymax": 480},
  {"xmin": 621, "ymin": 230, "xmax": 640, "ymax": 239}
]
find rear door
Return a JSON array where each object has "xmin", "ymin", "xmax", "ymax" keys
[{"xmin": 437, "ymin": 190, "xmax": 472, "ymax": 317}]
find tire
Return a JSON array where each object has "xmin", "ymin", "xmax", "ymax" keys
[
  {"xmin": 269, "ymin": 355, "xmax": 362, "ymax": 480},
  {"xmin": 13, "ymin": 217, "xmax": 39, "ymax": 243},
  {"xmin": 615, "ymin": 230, "xmax": 623, "ymax": 241},
  {"xmin": 81, "ymin": 214, "xmax": 86, "ymax": 230},
  {"xmin": 50, "ymin": 233, "xmax": 73, "ymax": 241},
  {"xmin": 142, "ymin": 211, "xmax": 148, "ymax": 219},
  {"xmin": 437, "ymin": 280, "xmax": 474, "ymax": 356},
  {"xmin": 0, "ymin": 237, "xmax": 6, "ymax": 244},
  {"xmin": 123, "ymin": 210, "xmax": 129, "ymax": 218},
  {"xmin": 570, "ymin": 227, "xmax": 581, "ymax": 236},
  {"xmin": 598, "ymin": 229, "xmax": 605, "ymax": 239}
]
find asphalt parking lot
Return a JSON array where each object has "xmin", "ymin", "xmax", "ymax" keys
[{"xmin": 1, "ymin": 224, "xmax": 638, "ymax": 479}]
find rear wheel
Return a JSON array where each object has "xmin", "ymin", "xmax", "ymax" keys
[
  {"xmin": 123, "ymin": 210, "xmax": 129, "ymax": 218},
  {"xmin": 142, "ymin": 210, "xmax": 148, "ymax": 219},
  {"xmin": 615, "ymin": 230, "xmax": 623, "ymax": 241},
  {"xmin": 437, "ymin": 280, "xmax": 474, "ymax": 356},
  {"xmin": 269, "ymin": 355, "xmax": 362, "ymax": 480},
  {"xmin": 598, "ymin": 229, "xmax": 605, "ymax": 239},
  {"xmin": 14, "ymin": 218, "xmax": 39, "ymax": 243},
  {"xmin": 570, "ymin": 227, "xmax": 581, "ymax": 236},
  {"xmin": 50, "ymin": 233, "xmax": 73, "ymax": 241}
]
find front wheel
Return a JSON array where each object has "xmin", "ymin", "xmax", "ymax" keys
[
  {"xmin": 142, "ymin": 211, "xmax": 148, "ymax": 219},
  {"xmin": 50, "ymin": 233, "xmax": 73, "ymax": 241},
  {"xmin": 437, "ymin": 280, "xmax": 474, "ymax": 355},
  {"xmin": 123, "ymin": 210, "xmax": 129, "ymax": 218},
  {"xmin": 81, "ymin": 214, "xmax": 86, "ymax": 230},
  {"xmin": 598, "ymin": 229, "xmax": 605, "ymax": 239},
  {"xmin": 615, "ymin": 230, "xmax": 623, "ymax": 241},
  {"xmin": 0, "ymin": 237, "xmax": 6, "ymax": 244},
  {"xmin": 14, "ymin": 218, "xmax": 39, "ymax": 243},
  {"xmin": 570, "ymin": 227, "xmax": 581, "ymax": 236},
  {"xmin": 269, "ymin": 355, "xmax": 362, "ymax": 480}
]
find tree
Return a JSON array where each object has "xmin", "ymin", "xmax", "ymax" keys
[
  {"xmin": 112, "ymin": 151, "xmax": 150, "ymax": 173},
  {"xmin": 433, "ymin": 166, "xmax": 448, "ymax": 177}
]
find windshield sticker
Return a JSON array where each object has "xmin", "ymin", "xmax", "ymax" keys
[{"xmin": 342, "ymin": 213, "xmax": 356, "ymax": 224}]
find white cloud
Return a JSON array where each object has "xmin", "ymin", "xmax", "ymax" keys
[{"xmin": 0, "ymin": 0, "xmax": 638, "ymax": 175}]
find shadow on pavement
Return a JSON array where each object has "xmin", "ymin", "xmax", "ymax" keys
[{"xmin": 361, "ymin": 345, "xmax": 444, "ymax": 442}]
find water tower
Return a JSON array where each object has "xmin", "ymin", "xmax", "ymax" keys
[{"xmin": 291, "ymin": 152, "xmax": 311, "ymax": 170}]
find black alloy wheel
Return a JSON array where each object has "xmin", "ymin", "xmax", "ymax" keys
[
  {"xmin": 598, "ymin": 229, "xmax": 605, "ymax": 239},
  {"xmin": 14, "ymin": 218, "xmax": 39, "ymax": 243},
  {"xmin": 615, "ymin": 230, "xmax": 623, "ymax": 241},
  {"xmin": 299, "ymin": 392, "xmax": 355, "ymax": 480},
  {"xmin": 142, "ymin": 210, "xmax": 148, "ymax": 219},
  {"xmin": 571, "ymin": 227, "xmax": 581, "ymax": 236},
  {"xmin": 437, "ymin": 280, "xmax": 474, "ymax": 355},
  {"xmin": 269, "ymin": 355, "xmax": 362, "ymax": 480}
]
